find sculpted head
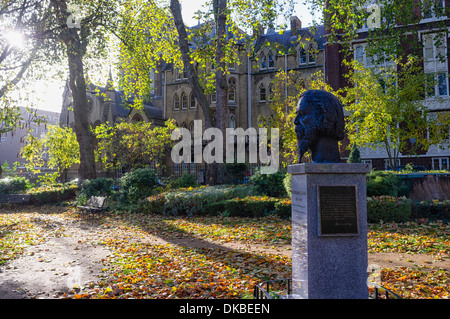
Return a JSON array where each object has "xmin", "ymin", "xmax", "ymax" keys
[{"xmin": 294, "ymin": 90, "xmax": 345, "ymax": 163}]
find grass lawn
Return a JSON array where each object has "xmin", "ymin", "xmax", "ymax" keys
[{"xmin": 0, "ymin": 205, "xmax": 448, "ymax": 299}]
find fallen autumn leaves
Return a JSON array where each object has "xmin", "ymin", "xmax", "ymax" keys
[{"xmin": 0, "ymin": 204, "xmax": 448, "ymax": 299}]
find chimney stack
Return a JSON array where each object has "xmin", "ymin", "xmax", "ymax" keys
[{"xmin": 291, "ymin": 16, "xmax": 302, "ymax": 35}]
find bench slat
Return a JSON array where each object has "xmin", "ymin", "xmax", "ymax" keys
[
  {"xmin": 0, "ymin": 194, "xmax": 31, "ymax": 204},
  {"xmin": 78, "ymin": 196, "xmax": 106, "ymax": 217}
]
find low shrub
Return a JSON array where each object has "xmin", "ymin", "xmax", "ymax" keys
[
  {"xmin": 410, "ymin": 176, "xmax": 450, "ymax": 201},
  {"xmin": 283, "ymin": 174, "xmax": 292, "ymax": 198},
  {"xmin": 366, "ymin": 171, "xmax": 400, "ymax": 197},
  {"xmin": 274, "ymin": 199, "xmax": 292, "ymax": 219},
  {"xmin": 28, "ymin": 184, "xmax": 78, "ymax": 205},
  {"xmin": 79, "ymin": 178, "xmax": 115, "ymax": 198},
  {"xmin": 138, "ymin": 193, "xmax": 166, "ymax": 214},
  {"xmin": 367, "ymin": 196, "xmax": 412, "ymax": 223},
  {"xmin": 140, "ymin": 185, "xmax": 254, "ymax": 216},
  {"xmin": 173, "ymin": 174, "xmax": 197, "ymax": 188},
  {"xmin": 0, "ymin": 177, "xmax": 32, "ymax": 194},
  {"xmin": 414, "ymin": 200, "xmax": 450, "ymax": 221},
  {"xmin": 139, "ymin": 185, "xmax": 293, "ymax": 218},
  {"xmin": 250, "ymin": 169, "xmax": 287, "ymax": 198},
  {"xmin": 120, "ymin": 168, "xmax": 158, "ymax": 204},
  {"xmin": 210, "ymin": 196, "xmax": 279, "ymax": 217}
]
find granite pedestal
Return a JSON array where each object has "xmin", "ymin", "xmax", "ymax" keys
[{"xmin": 287, "ymin": 163, "xmax": 371, "ymax": 299}]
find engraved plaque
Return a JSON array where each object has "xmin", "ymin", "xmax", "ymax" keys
[{"xmin": 318, "ymin": 186, "xmax": 358, "ymax": 236}]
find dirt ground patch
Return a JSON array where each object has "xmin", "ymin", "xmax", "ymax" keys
[
  {"xmin": 0, "ymin": 215, "xmax": 111, "ymax": 299},
  {"xmin": 0, "ymin": 211, "xmax": 448, "ymax": 299}
]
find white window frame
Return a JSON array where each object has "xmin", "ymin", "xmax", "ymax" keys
[
  {"xmin": 259, "ymin": 83, "xmax": 266, "ymax": 102},
  {"xmin": 422, "ymin": 0, "xmax": 446, "ymax": 21},
  {"xmin": 432, "ymin": 157, "xmax": 449, "ymax": 170},
  {"xmin": 308, "ymin": 45, "xmax": 316, "ymax": 64},
  {"xmin": 299, "ymin": 48, "xmax": 307, "ymax": 65},
  {"xmin": 362, "ymin": 159, "xmax": 373, "ymax": 169},
  {"xmin": 228, "ymin": 78, "xmax": 236, "ymax": 103},
  {"xmin": 353, "ymin": 43, "xmax": 395, "ymax": 69},
  {"xmin": 189, "ymin": 92, "xmax": 196, "ymax": 109},
  {"xmin": 384, "ymin": 158, "xmax": 401, "ymax": 170},
  {"xmin": 175, "ymin": 67, "xmax": 187, "ymax": 81},
  {"xmin": 259, "ymin": 53, "xmax": 267, "ymax": 70},
  {"xmin": 268, "ymin": 52, "xmax": 275, "ymax": 69},
  {"xmin": 181, "ymin": 93, "xmax": 188, "ymax": 110},
  {"xmin": 174, "ymin": 94, "xmax": 180, "ymax": 111},
  {"xmin": 423, "ymin": 32, "xmax": 449, "ymax": 99},
  {"xmin": 427, "ymin": 111, "xmax": 450, "ymax": 140}
]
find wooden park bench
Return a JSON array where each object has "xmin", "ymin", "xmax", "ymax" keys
[
  {"xmin": 0, "ymin": 194, "xmax": 32, "ymax": 204},
  {"xmin": 77, "ymin": 196, "xmax": 107, "ymax": 218}
]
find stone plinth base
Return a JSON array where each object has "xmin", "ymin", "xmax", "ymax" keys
[{"xmin": 287, "ymin": 163, "xmax": 371, "ymax": 299}]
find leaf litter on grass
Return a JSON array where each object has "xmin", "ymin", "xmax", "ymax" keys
[
  {"xmin": 1, "ymin": 206, "xmax": 449, "ymax": 299},
  {"xmin": 81, "ymin": 241, "xmax": 291, "ymax": 299}
]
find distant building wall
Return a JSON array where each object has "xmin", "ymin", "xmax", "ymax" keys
[{"xmin": 0, "ymin": 107, "xmax": 61, "ymax": 168}]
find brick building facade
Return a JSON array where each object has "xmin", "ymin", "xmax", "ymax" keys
[{"xmin": 325, "ymin": 1, "xmax": 450, "ymax": 171}]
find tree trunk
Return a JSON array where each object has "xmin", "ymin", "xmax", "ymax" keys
[
  {"xmin": 212, "ymin": 0, "xmax": 228, "ymax": 184},
  {"xmin": 170, "ymin": 0, "xmax": 220, "ymax": 183},
  {"xmin": 51, "ymin": 0, "xmax": 97, "ymax": 182},
  {"xmin": 169, "ymin": 0, "xmax": 213, "ymax": 129},
  {"xmin": 67, "ymin": 49, "xmax": 97, "ymax": 181}
]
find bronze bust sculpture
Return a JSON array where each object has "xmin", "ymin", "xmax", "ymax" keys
[{"xmin": 294, "ymin": 90, "xmax": 345, "ymax": 163}]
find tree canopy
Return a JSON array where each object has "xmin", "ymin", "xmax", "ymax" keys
[
  {"xmin": 94, "ymin": 120, "xmax": 177, "ymax": 173},
  {"xmin": 21, "ymin": 124, "xmax": 80, "ymax": 183}
]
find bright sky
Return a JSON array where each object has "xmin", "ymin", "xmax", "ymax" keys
[{"xmin": 33, "ymin": 0, "xmax": 319, "ymax": 113}]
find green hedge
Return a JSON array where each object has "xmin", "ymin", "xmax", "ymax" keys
[
  {"xmin": 250, "ymin": 169, "xmax": 287, "ymax": 198},
  {"xmin": 172, "ymin": 174, "xmax": 197, "ymax": 188},
  {"xmin": 414, "ymin": 200, "xmax": 449, "ymax": 221},
  {"xmin": 140, "ymin": 184, "xmax": 448, "ymax": 222},
  {"xmin": 0, "ymin": 177, "xmax": 32, "ymax": 194},
  {"xmin": 273, "ymin": 199, "xmax": 292, "ymax": 219},
  {"xmin": 79, "ymin": 178, "xmax": 115, "ymax": 198},
  {"xmin": 366, "ymin": 171, "xmax": 400, "ymax": 197},
  {"xmin": 139, "ymin": 185, "xmax": 254, "ymax": 216},
  {"xmin": 367, "ymin": 196, "xmax": 412, "ymax": 223},
  {"xmin": 28, "ymin": 184, "xmax": 78, "ymax": 205},
  {"xmin": 209, "ymin": 196, "xmax": 279, "ymax": 217},
  {"xmin": 119, "ymin": 168, "xmax": 158, "ymax": 204},
  {"xmin": 140, "ymin": 185, "xmax": 292, "ymax": 218}
]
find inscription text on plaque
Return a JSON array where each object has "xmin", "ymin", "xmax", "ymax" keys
[{"xmin": 318, "ymin": 186, "xmax": 358, "ymax": 236}]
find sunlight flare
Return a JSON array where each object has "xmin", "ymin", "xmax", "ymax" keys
[{"xmin": 4, "ymin": 30, "xmax": 25, "ymax": 49}]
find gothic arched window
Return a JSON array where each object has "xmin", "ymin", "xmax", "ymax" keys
[
  {"xmin": 174, "ymin": 94, "xmax": 180, "ymax": 111},
  {"xmin": 228, "ymin": 78, "xmax": 236, "ymax": 103},
  {"xmin": 268, "ymin": 51, "xmax": 275, "ymax": 69},
  {"xmin": 259, "ymin": 83, "xmax": 266, "ymax": 102},
  {"xmin": 181, "ymin": 93, "xmax": 188, "ymax": 110},
  {"xmin": 299, "ymin": 48, "xmax": 307, "ymax": 65},
  {"xmin": 189, "ymin": 92, "xmax": 196, "ymax": 109}
]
